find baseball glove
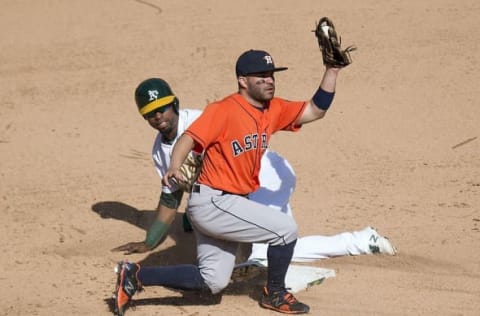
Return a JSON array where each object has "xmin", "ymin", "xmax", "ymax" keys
[
  {"xmin": 174, "ymin": 152, "xmax": 202, "ymax": 192},
  {"xmin": 314, "ymin": 17, "xmax": 356, "ymax": 68}
]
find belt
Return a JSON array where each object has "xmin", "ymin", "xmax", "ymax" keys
[{"xmin": 192, "ymin": 184, "xmax": 248, "ymax": 198}]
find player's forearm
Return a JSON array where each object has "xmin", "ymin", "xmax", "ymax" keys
[
  {"xmin": 144, "ymin": 202, "xmax": 177, "ymax": 248},
  {"xmin": 155, "ymin": 203, "xmax": 177, "ymax": 225},
  {"xmin": 319, "ymin": 67, "xmax": 340, "ymax": 92},
  {"xmin": 170, "ymin": 134, "xmax": 195, "ymax": 169},
  {"xmin": 298, "ymin": 68, "xmax": 340, "ymax": 124}
]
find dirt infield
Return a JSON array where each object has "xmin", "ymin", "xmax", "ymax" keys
[{"xmin": 1, "ymin": 1, "xmax": 479, "ymax": 315}]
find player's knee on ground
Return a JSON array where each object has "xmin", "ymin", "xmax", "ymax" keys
[
  {"xmin": 198, "ymin": 251, "xmax": 236, "ymax": 294},
  {"xmin": 199, "ymin": 265, "xmax": 233, "ymax": 294}
]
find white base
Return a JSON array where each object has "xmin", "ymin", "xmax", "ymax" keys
[{"xmin": 234, "ymin": 260, "xmax": 336, "ymax": 293}]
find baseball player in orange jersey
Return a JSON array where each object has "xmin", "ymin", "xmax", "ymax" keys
[
  {"xmin": 114, "ymin": 49, "xmax": 343, "ymax": 315},
  {"xmin": 111, "ymin": 79, "xmax": 396, "ymax": 261}
]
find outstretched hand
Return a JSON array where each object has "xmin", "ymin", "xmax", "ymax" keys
[
  {"xmin": 111, "ymin": 241, "xmax": 152, "ymax": 255},
  {"xmin": 162, "ymin": 168, "xmax": 185, "ymax": 188}
]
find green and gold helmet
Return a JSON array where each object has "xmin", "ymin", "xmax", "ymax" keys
[{"xmin": 134, "ymin": 78, "xmax": 179, "ymax": 117}]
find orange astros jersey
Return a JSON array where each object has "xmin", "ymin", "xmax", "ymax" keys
[{"xmin": 185, "ymin": 93, "xmax": 307, "ymax": 194}]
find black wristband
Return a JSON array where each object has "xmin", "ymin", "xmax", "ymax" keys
[{"xmin": 312, "ymin": 87, "xmax": 335, "ymax": 111}]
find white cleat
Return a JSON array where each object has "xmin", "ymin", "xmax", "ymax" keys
[{"xmin": 368, "ymin": 227, "xmax": 397, "ymax": 255}]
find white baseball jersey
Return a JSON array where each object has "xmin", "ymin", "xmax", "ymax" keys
[{"xmin": 152, "ymin": 109, "xmax": 202, "ymax": 193}]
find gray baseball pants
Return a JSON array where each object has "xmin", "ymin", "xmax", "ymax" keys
[{"xmin": 187, "ymin": 183, "xmax": 298, "ymax": 294}]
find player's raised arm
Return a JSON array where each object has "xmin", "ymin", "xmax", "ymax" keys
[
  {"xmin": 297, "ymin": 17, "xmax": 355, "ymax": 126},
  {"xmin": 297, "ymin": 67, "xmax": 340, "ymax": 125}
]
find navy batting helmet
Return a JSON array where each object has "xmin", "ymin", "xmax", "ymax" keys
[{"xmin": 135, "ymin": 78, "xmax": 179, "ymax": 117}]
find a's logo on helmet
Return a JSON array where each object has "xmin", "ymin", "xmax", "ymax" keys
[
  {"xmin": 263, "ymin": 55, "xmax": 273, "ymax": 64},
  {"xmin": 148, "ymin": 89, "xmax": 159, "ymax": 101}
]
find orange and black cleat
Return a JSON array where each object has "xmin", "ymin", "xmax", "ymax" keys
[
  {"xmin": 260, "ymin": 286, "xmax": 310, "ymax": 314},
  {"xmin": 112, "ymin": 261, "xmax": 142, "ymax": 316}
]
